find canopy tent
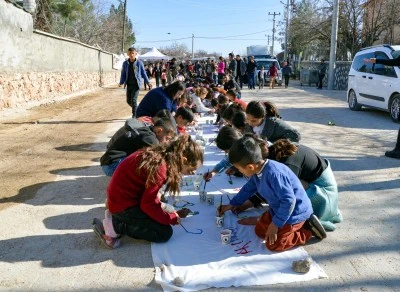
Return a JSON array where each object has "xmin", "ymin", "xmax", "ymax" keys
[{"xmin": 139, "ymin": 47, "xmax": 170, "ymax": 61}]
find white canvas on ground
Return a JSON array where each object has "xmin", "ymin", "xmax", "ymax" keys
[{"xmin": 151, "ymin": 116, "xmax": 327, "ymax": 291}]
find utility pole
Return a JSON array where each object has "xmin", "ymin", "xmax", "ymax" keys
[
  {"xmin": 328, "ymin": 0, "xmax": 339, "ymax": 90},
  {"xmin": 121, "ymin": 0, "xmax": 127, "ymax": 53},
  {"xmin": 269, "ymin": 12, "xmax": 280, "ymax": 56},
  {"xmin": 192, "ymin": 34, "xmax": 194, "ymax": 58},
  {"xmin": 284, "ymin": 0, "xmax": 290, "ymax": 61}
]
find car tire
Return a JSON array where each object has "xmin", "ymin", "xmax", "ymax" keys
[
  {"xmin": 389, "ymin": 94, "xmax": 400, "ymax": 123},
  {"xmin": 348, "ymin": 90, "xmax": 362, "ymax": 111}
]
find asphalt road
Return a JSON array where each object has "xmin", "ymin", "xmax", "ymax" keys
[{"xmin": 0, "ymin": 80, "xmax": 399, "ymax": 291}]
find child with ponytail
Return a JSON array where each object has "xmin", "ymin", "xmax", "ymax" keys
[
  {"xmin": 245, "ymin": 100, "xmax": 301, "ymax": 143},
  {"xmin": 93, "ymin": 135, "xmax": 204, "ymax": 248}
]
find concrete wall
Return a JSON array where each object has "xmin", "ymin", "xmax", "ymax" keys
[{"xmin": 0, "ymin": 0, "xmax": 118, "ymax": 110}]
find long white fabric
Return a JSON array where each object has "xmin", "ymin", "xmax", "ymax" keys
[{"xmin": 151, "ymin": 115, "xmax": 327, "ymax": 291}]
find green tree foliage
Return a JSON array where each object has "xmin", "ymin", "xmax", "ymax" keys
[{"xmin": 33, "ymin": 0, "xmax": 135, "ymax": 54}]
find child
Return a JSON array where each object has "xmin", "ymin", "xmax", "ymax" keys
[
  {"xmin": 161, "ymin": 69, "xmax": 167, "ymax": 88},
  {"xmin": 175, "ymin": 106, "xmax": 194, "ymax": 134},
  {"xmin": 231, "ymin": 111, "xmax": 246, "ymax": 134},
  {"xmin": 203, "ymin": 126, "xmax": 242, "ymax": 181},
  {"xmin": 100, "ymin": 118, "xmax": 176, "ymax": 176},
  {"xmin": 245, "ymin": 100, "xmax": 301, "ymax": 143},
  {"xmin": 93, "ymin": 135, "xmax": 204, "ymax": 248},
  {"xmin": 191, "ymin": 87, "xmax": 215, "ymax": 114},
  {"xmin": 226, "ymin": 89, "xmax": 247, "ymax": 110},
  {"xmin": 219, "ymin": 136, "xmax": 326, "ymax": 252},
  {"xmin": 258, "ymin": 66, "xmax": 267, "ymax": 89}
]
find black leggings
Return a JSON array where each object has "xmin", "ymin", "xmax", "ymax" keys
[{"xmin": 112, "ymin": 206, "xmax": 173, "ymax": 243}]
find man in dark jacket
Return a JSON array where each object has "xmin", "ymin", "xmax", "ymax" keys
[
  {"xmin": 235, "ymin": 55, "xmax": 247, "ymax": 89},
  {"xmin": 228, "ymin": 53, "xmax": 237, "ymax": 78},
  {"xmin": 246, "ymin": 56, "xmax": 258, "ymax": 90},
  {"xmin": 100, "ymin": 118, "xmax": 176, "ymax": 176},
  {"xmin": 368, "ymin": 55, "xmax": 400, "ymax": 159}
]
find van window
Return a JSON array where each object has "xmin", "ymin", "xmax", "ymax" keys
[
  {"xmin": 352, "ymin": 53, "xmax": 374, "ymax": 73},
  {"xmin": 374, "ymin": 51, "xmax": 397, "ymax": 77}
]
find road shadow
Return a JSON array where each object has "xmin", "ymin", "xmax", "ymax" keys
[
  {"xmin": 0, "ymin": 165, "xmax": 109, "ymax": 206},
  {"xmin": 55, "ymin": 142, "xmax": 107, "ymax": 152},
  {"xmin": 1, "ymin": 118, "xmax": 125, "ymax": 125}
]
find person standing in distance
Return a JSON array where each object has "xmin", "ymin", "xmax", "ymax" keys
[
  {"xmin": 317, "ymin": 59, "xmax": 327, "ymax": 89},
  {"xmin": 366, "ymin": 55, "xmax": 400, "ymax": 159},
  {"xmin": 119, "ymin": 47, "xmax": 152, "ymax": 117}
]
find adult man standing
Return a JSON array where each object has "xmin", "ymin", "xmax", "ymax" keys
[
  {"xmin": 281, "ymin": 62, "xmax": 293, "ymax": 88},
  {"xmin": 317, "ymin": 59, "xmax": 327, "ymax": 89},
  {"xmin": 228, "ymin": 53, "xmax": 237, "ymax": 79},
  {"xmin": 235, "ymin": 55, "xmax": 247, "ymax": 89},
  {"xmin": 119, "ymin": 47, "xmax": 151, "ymax": 117},
  {"xmin": 246, "ymin": 56, "xmax": 258, "ymax": 90}
]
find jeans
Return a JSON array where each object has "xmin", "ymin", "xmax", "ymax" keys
[
  {"xmin": 112, "ymin": 206, "xmax": 173, "ymax": 243},
  {"xmin": 284, "ymin": 74, "xmax": 290, "ymax": 87},
  {"xmin": 126, "ymin": 85, "xmax": 140, "ymax": 117},
  {"xmin": 235, "ymin": 74, "xmax": 243, "ymax": 89},
  {"xmin": 101, "ymin": 157, "xmax": 126, "ymax": 177},
  {"xmin": 317, "ymin": 74, "xmax": 325, "ymax": 89},
  {"xmin": 248, "ymin": 72, "xmax": 255, "ymax": 89},
  {"xmin": 213, "ymin": 73, "xmax": 218, "ymax": 85},
  {"xmin": 155, "ymin": 77, "xmax": 160, "ymax": 87}
]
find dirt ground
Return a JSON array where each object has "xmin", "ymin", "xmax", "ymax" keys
[{"xmin": 0, "ymin": 86, "xmax": 135, "ymax": 210}]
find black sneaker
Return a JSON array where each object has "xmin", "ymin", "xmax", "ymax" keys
[
  {"xmin": 385, "ymin": 149, "xmax": 400, "ymax": 159},
  {"xmin": 305, "ymin": 214, "xmax": 327, "ymax": 240}
]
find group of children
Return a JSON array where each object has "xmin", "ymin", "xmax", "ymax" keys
[{"xmin": 93, "ymin": 78, "xmax": 342, "ymax": 252}]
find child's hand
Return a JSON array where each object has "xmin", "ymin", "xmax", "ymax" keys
[
  {"xmin": 174, "ymin": 213, "xmax": 182, "ymax": 225},
  {"xmin": 265, "ymin": 222, "xmax": 278, "ymax": 245},
  {"xmin": 177, "ymin": 208, "xmax": 191, "ymax": 218},
  {"xmin": 219, "ymin": 204, "xmax": 232, "ymax": 216},
  {"xmin": 225, "ymin": 168, "xmax": 236, "ymax": 175},
  {"xmin": 203, "ymin": 171, "xmax": 216, "ymax": 181}
]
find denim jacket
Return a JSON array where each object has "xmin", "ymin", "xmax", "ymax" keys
[{"xmin": 120, "ymin": 59, "xmax": 150, "ymax": 87}]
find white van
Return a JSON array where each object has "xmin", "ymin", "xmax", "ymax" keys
[
  {"xmin": 347, "ymin": 44, "xmax": 400, "ymax": 122},
  {"xmin": 255, "ymin": 58, "xmax": 282, "ymax": 86}
]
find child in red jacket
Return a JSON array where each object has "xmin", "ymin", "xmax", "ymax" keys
[{"xmin": 93, "ymin": 135, "xmax": 203, "ymax": 248}]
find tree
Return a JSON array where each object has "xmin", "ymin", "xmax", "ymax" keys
[
  {"xmin": 56, "ymin": 0, "xmax": 87, "ymax": 36},
  {"xmin": 160, "ymin": 43, "xmax": 190, "ymax": 59}
]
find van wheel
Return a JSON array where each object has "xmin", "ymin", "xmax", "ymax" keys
[
  {"xmin": 348, "ymin": 90, "xmax": 362, "ymax": 111},
  {"xmin": 389, "ymin": 94, "xmax": 400, "ymax": 123}
]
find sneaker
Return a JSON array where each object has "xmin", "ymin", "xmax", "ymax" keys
[
  {"xmin": 385, "ymin": 149, "xmax": 400, "ymax": 159},
  {"xmin": 92, "ymin": 218, "xmax": 121, "ymax": 249},
  {"xmin": 305, "ymin": 214, "xmax": 327, "ymax": 240}
]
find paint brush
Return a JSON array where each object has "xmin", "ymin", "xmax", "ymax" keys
[
  {"xmin": 203, "ymin": 168, "xmax": 209, "ymax": 191},
  {"xmin": 228, "ymin": 174, "xmax": 233, "ymax": 185},
  {"xmin": 218, "ymin": 195, "xmax": 223, "ymax": 215}
]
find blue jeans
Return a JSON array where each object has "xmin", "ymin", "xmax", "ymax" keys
[
  {"xmin": 101, "ymin": 157, "xmax": 126, "ymax": 176},
  {"xmin": 248, "ymin": 72, "xmax": 255, "ymax": 89}
]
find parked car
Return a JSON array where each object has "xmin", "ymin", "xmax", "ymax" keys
[
  {"xmin": 254, "ymin": 58, "xmax": 283, "ymax": 86},
  {"xmin": 347, "ymin": 44, "xmax": 400, "ymax": 123}
]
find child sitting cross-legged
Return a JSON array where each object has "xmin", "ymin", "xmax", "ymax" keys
[{"xmin": 219, "ymin": 135, "xmax": 326, "ymax": 252}]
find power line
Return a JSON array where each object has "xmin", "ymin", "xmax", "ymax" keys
[{"xmin": 136, "ymin": 37, "xmax": 192, "ymax": 43}]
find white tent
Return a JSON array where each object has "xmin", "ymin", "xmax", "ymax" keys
[{"xmin": 139, "ymin": 47, "xmax": 170, "ymax": 61}]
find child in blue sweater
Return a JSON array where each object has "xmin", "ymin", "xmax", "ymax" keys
[{"xmin": 219, "ymin": 135, "xmax": 326, "ymax": 251}]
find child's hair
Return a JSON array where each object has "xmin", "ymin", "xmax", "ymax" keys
[
  {"xmin": 246, "ymin": 100, "xmax": 281, "ymax": 119},
  {"xmin": 165, "ymin": 81, "xmax": 185, "ymax": 98},
  {"xmin": 137, "ymin": 135, "xmax": 203, "ymax": 195},
  {"xmin": 232, "ymin": 111, "xmax": 246, "ymax": 130},
  {"xmin": 228, "ymin": 135, "xmax": 263, "ymax": 167},
  {"xmin": 269, "ymin": 139, "xmax": 298, "ymax": 161},
  {"xmin": 154, "ymin": 109, "xmax": 172, "ymax": 120},
  {"xmin": 218, "ymin": 103, "xmax": 229, "ymax": 116},
  {"xmin": 210, "ymin": 97, "xmax": 218, "ymax": 108},
  {"xmin": 127, "ymin": 47, "xmax": 136, "ymax": 52},
  {"xmin": 214, "ymin": 125, "xmax": 242, "ymax": 151},
  {"xmin": 217, "ymin": 94, "xmax": 229, "ymax": 105},
  {"xmin": 175, "ymin": 106, "xmax": 194, "ymax": 123},
  {"xmin": 194, "ymin": 87, "xmax": 208, "ymax": 97},
  {"xmin": 226, "ymin": 89, "xmax": 238, "ymax": 101},
  {"xmin": 263, "ymin": 101, "xmax": 281, "ymax": 119},
  {"xmin": 153, "ymin": 118, "xmax": 177, "ymax": 135},
  {"xmin": 222, "ymin": 103, "xmax": 244, "ymax": 124}
]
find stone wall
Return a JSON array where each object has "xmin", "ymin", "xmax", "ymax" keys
[
  {"xmin": 298, "ymin": 61, "xmax": 351, "ymax": 90},
  {"xmin": 0, "ymin": 0, "xmax": 118, "ymax": 110}
]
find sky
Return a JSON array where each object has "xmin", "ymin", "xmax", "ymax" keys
[{"xmin": 120, "ymin": 0, "xmax": 287, "ymax": 57}]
